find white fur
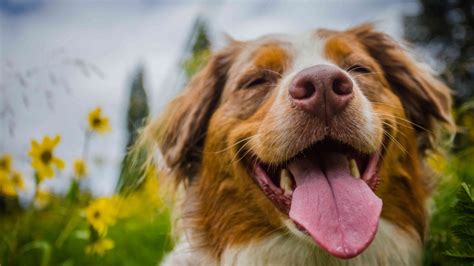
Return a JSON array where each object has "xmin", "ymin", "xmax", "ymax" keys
[
  {"xmin": 263, "ymin": 32, "xmax": 382, "ymax": 157},
  {"xmin": 162, "ymin": 219, "xmax": 421, "ymax": 266},
  {"xmin": 292, "ymin": 30, "xmax": 332, "ymax": 73},
  {"xmin": 161, "ymin": 32, "xmax": 419, "ymax": 266}
]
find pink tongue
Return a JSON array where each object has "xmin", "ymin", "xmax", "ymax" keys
[{"xmin": 288, "ymin": 152, "xmax": 382, "ymax": 259}]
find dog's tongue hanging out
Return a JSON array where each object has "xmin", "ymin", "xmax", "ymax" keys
[{"xmin": 288, "ymin": 151, "xmax": 382, "ymax": 259}]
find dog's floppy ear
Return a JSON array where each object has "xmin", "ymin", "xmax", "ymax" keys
[
  {"xmin": 350, "ymin": 24, "xmax": 454, "ymax": 151},
  {"xmin": 144, "ymin": 45, "xmax": 238, "ymax": 183}
]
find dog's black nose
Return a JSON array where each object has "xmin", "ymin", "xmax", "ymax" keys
[{"xmin": 289, "ymin": 64, "xmax": 353, "ymax": 122}]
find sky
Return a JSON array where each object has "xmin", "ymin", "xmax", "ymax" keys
[{"xmin": 0, "ymin": 0, "xmax": 419, "ymax": 200}]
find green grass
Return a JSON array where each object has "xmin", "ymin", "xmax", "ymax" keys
[{"xmin": 1, "ymin": 199, "xmax": 173, "ymax": 266}]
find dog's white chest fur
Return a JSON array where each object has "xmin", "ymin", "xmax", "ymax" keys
[{"xmin": 161, "ymin": 219, "xmax": 422, "ymax": 266}]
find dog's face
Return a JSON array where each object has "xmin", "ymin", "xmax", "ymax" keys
[{"xmin": 148, "ymin": 24, "xmax": 452, "ymax": 259}]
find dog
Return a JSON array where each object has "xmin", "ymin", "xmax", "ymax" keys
[{"xmin": 141, "ymin": 24, "xmax": 453, "ymax": 265}]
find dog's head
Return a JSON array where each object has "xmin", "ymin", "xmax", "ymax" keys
[{"xmin": 144, "ymin": 24, "xmax": 453, "ymax": 259}]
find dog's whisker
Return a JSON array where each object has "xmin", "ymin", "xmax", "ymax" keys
[
  {"xmin": 231, "ymin": 137, "xmax": 261, "ymax": 165},
  {"xmin": 212, "ymin": 135, "xmax": 261, "ymax": 154},
  {"xmin": 381, "ymin": 120, "xmax": 408, "ymax": 139},
  {"xmin": 383, "ymin": 130, "xmax": 408, "ymax": 155},
  {"xmin": 375, "ymin": 112, "xmax": 432, "ymax": 133}
]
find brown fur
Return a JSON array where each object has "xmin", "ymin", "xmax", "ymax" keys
[
  {"xmin": 141, "ymin": 24, "xmax": 453, "ymax": 260},
  {"xmin": 322, "ymin": 25, "xmax": 453, "ymax": 240}
]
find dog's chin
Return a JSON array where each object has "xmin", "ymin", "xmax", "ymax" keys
[{"xmin": 242, "ymin": 138, "xmax": 384, "ymax": 259}]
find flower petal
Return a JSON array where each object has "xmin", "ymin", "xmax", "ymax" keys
[
  {"xmin": 43, "ymin": 136, "xmax": 52, "ymax": 148},
  {"xmin": 31, "ymin": 159, "xmax": 43, "ymax": 171},
  {"xmin": 51, "ymin": 135, "xmax": 61, "ymax": 147},
  {"xmin": 29, "ymin": 140, "xmax": 41, "ymax": 157},
  {"xmin": 31, "ymin": 140, "xmax": 39, "ymax": 149},
  {"xmin": 43, "ymin": 166, "xmax": 54, "ymax": 178},
  {"xmin": 53, "ymin": 157, "xmax": 65, "ymax": 169}
]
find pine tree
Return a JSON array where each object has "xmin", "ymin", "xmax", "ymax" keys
[
  {"xmin": 116, "ymin": 65, "xmax": 149, "ymax": 193},
  {"xmin": 183, "ymin": 18, "xmax": 211, "ymax": 79},
  {"xmin": 115, "ymin": 18, "xmax": 211, "ymax": 194}
]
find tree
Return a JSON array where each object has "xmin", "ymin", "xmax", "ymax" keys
[
  {"xmin": 115, "ymin": 18, "xmax": 212, "ymax": 194},
  {"xmin": 404, "ymin": 0, "xmax": 473, "ymax": 106},
  {"xmin": 116, "ymin": 65, "xmax": 150, "ymax": 193},
  {"xmin": 404, "ymin": 0, "xmax": 474, "ymax": 150},
  {"xmin": 183, "ymin": 18, "xmax": 212, "ymax": 80}
]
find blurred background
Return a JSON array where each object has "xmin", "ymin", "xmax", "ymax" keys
[{"xmin": 0, "ymin": 0, "xmax": 473, "ymax": 265}]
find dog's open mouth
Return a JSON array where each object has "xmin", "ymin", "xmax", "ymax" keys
[{"xmin": 246, "ymin": 139, "xmax": 383, "ymax": 259}]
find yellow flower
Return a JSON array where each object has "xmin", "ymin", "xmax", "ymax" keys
[
  {"xmin": 35, "ymin": 189, "xmax": 52, "ymax": 209},
  {"xmin": 0, "ymin": 171, "xmax": 16, "ymax": 197},
  {"xmin": 73, "ymin": 159, "xmax": 87, "ymax": 178},
  {"xmin": 85, "ymin": 197, "xmax": 118, "ymax": 236},
  {"xmin": 85, "ymin": 238, "xmax": 114, "ymax": 256},
  {"xmin": 11, "ymin": 171, "xmax": 25, "ymax": 190},
  {"xmin": 88, "ymin": 107, "xmax": 111, "ymax": 134},
  {"xmin": 29, "ymin": 135, "xmax": 65, "ymax": 182},
  {"xmin": 0, "ymin": 154, "xmax": 13, "ymax": 173}
]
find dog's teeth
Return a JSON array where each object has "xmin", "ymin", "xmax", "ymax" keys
[
  {"xmin": 349, "ymin": 159, "xmax": 361, "ymax": 179},
  {"xmin": 280, "ymin": 169, "xmax": 294, "ymax": 195}
]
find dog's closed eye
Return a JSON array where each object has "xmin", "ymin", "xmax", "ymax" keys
[
  {"xmin": 346, "ymin": 64, "xmax": 372, "ymax": 74},
  {"xmin": 240, "ymin": 70, "xmax": 279, "ymax": 89},
  {"xmin": 243, "ymin": 77, "xmax": 269, "ymax": 89}
]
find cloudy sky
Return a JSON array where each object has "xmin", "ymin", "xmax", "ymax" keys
[{"xmin": 0, "ymin": 0, "xmax": 419, "ymax": 198}]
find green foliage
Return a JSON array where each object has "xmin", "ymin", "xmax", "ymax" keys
[
  {"xmin": 424, "ymin": 146, "xmax": 474, "ymax": 265},
  {"xmin": 116, "ymin": 66, "xmax": 150, "ymax": 193},
  {"xmin": 444, "ymin": 183, "xmax": 474, "ymax": 263},
  {"xmin": 0, "ymin": 198, "xmax": 172, "ymax": 266},
  {"xmin": 183, "ymin": 49, "xmax": 211, "ymax": 79},
  {"xmin": 191, "ymin": 19, "xmax": 211, "ymax": 55},
  {"xmin": 183, "ymin": 18, "xmax": 211, "ymax": 80},
  {"xmin": 124, "ymin": 66, "xmax": 149, "ymax": 146},
  {"xmin": 405, "ymin": 3, "xmax": 474, "ymax": 263}
]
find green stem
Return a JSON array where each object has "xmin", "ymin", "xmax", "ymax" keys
[
  {"xmin": 55, "ymin": 209, "xmax": 82, "ymax": 248},
  {"xmin": 31, "ymin": 172, "xmax": 40, "ymax": 208},
  {"xmin": 19, "ymin": 240, "xmax": 51, "ymax": 266}
]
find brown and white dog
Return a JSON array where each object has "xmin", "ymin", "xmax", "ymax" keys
[{"xmin": 142, "ymin": 24, "xmax": 453, "ymax": 265}]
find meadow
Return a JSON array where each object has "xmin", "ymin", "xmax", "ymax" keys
[{"xmin": 1, "ymin": 108, "xmax": 173, "ymax": 265}]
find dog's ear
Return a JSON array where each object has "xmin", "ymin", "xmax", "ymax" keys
[
  {"xmin": 350, "ymin": 24, "xmax": 454, "ymax": 151},
  {"xmin": 144, "ymin": 45, "xmax": 238, "ymax": 183}
]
